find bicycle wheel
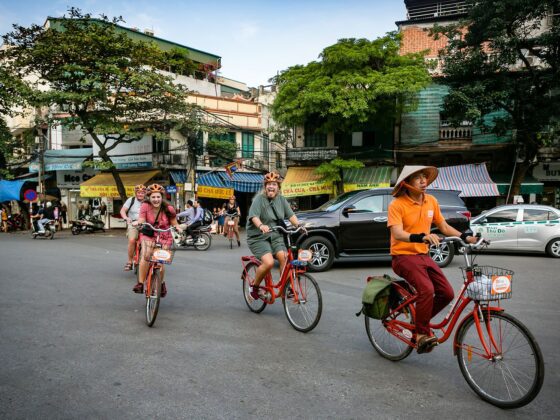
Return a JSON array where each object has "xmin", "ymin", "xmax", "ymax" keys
[
  {"xmin": 283, "ymin": 272, "xmax": 322, "ymax": 333},
  {"xmin": 145, "ymin": 267, "xmax": 162, "ymax": 327},
  {"xmin": 194, "ymin": 233, "xmax": 211, "ymax": 251},
  {"xmin": 456, "ymin": 311, "xmax": 544, "ymax": 408},
  {"xmin": 242, "ymin": 262, "xmax": 267, "ymax": 313},
  {"xmin": 365, "ymin": 298, "xmax": 415, "ymax": 361}
]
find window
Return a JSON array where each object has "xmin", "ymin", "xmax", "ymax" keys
[
  {"xmin": 352, "ymin": 132, "xmax": 363, "ymax": 147},
  {"xmin": 484, "ymin": 209, "xmax": 518, "ymax": 223},
  {"xmin": 209, "ymin": 131, "xmax": 236, "ymax": 143},
  {"xmin": 275, "ymin": 151, "xmax": 283, "ymax": 169},
  {"xmin": 304, "ymin": 130, "xmax": 327, "ymax": 147},
  {"xmin": 352, "ymin": 195, "xmax": 384, "ymax": 213},
  {"xmin": 242, "ymin": 132, "xmax": 254, "ymax": 158},
  {"xmin": 262, "ymin": 135, "xmax": 269, "ymax": 160},
  {"xmin": 152, "ymin": 136, "xmax": 169, "ymax": 153},
  {"xmin": 523, "ymin": 209, "xmax": 559, "ymax": 221}
]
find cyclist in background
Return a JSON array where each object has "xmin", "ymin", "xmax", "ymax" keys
[
  {"xmin": 246, "ymin": 172, "xmax": 304, "ymax": 300},
  {"xmin": 224, "ymin": 195, "xmax": 241, "ymax": 247},
  {"xmin": 388, "ymin": 166, "xmax": 476, "ymax": 353},
  {"xmin": 120, "ymin": 184, "xmax": 146, "ymax": 271}
]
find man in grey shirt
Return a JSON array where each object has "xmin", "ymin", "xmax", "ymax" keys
[{"xmin": 120, "ymin": 185, "xmax": 146, "ymax": 270}]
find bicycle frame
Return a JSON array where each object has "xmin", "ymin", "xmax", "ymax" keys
[
  {"xmin": 241, "ymin": 228, "xmax": 308, "ymax": 305},
  {"xmin": 383, "ymin": 238, "xmax": 504, "ymax": 359}
]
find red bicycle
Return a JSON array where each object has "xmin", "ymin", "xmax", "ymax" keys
[
  {"xmin": 241, "ymin": 226, "xmax": 322, "ymax": 332},
  {"xmin": 139, "ymin": 223, "xmax": 175, "ymax": 327},
  {"xmin": 365, "ymin": 236, "xmax": 544, "ymax": 408}
]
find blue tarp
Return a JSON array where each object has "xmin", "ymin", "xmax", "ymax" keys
[{"xmin": 0, "ymin": 179, "xmax": 27, "ymax": 202}]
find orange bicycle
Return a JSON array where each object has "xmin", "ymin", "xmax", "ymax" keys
[
  {"xmin": 364, "ymin": 236, "xmax": 544, "ymax": 408},
  {"xmin": 241, "ymin": 226, "xmax": 322, "ymax": 332},
  {"xmin": 139, "ymin": 223, "xmax": 175, "ymax": 327}
]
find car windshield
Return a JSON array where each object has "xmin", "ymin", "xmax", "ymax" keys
[{"xmin": 315, "ymin": 190, "xmax": 362, "ymax": 212}]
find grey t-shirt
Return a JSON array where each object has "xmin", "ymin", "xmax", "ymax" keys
[
  {"xmin": 246, "ymin": 193, "xmax": 295, "ymax": 238},
  {"xmin": 123, "ymin": 196, "xmax": 142, "ymax": 221}
]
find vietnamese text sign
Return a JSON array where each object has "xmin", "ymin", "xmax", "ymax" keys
[
  {"xmin": 57, "ymin": 169, "xmax": 97, "ymax": 189},
  {"xmin": 282, "ymin": 181, "xmax": 333, "ymax": 198},
  {"xmin": 80, "ymin": 185, "xmax": 135, "ymax": 198},
  {"xmin": 197, "ymin": 185, "xmax": 234, "ymax": 199},
  {"xmin": 533, "ymin": 162, "xmax": 560, "ymax": 181},
  {"xmin": 343, "ymin": 182, "xmax": 390, "ymax": 193}
]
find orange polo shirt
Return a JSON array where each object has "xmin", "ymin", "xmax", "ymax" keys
[{"xmin": 388, "ymin": 193, "xmax": 444, "ymax": 255}]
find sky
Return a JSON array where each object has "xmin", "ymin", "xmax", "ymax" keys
[{"xmin": 0, "ymin": 0, "xmax": 407, "ymax": 87}]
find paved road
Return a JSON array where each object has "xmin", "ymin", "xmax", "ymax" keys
[{"xmin": 0, "ymin": 230, "xmax": 558, "ymax": 419}]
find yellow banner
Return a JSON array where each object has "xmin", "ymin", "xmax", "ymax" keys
[
  {"xmin": 343, "ymin": 182, "xmax": 390, "ymax": 193},
  {"xmin": 282, "ymin": 181, "xmax": 333, "ymax": 198},
  {"xmin": 80, "ymin": 185, "xmax": 135, "ymax": 198},
  {"xmin": 197, "ymin": 185, "xmax": 234, "ymax": 199}
]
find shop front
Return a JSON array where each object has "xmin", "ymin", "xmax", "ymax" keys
[
  {"xmin": 493, "ymin": 174, "xmax": 545, "ymax": 206},
  {"xmin": 80, "ymin": 170, "xmax": 160, "ymax": 227},
  {"xmin": 533, "ymin": 162, "xmax": 560, "ymax": 208},
  {"xmin": 282, "ymin": 167, "xmax": 333, "ymax": 210}
]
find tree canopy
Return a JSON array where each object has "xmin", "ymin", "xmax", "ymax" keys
[
  {"xmin": 271, "ymin": 33, "xmax": 431, "ymax": 133},
  {"xmin": 0, "ymin": 8, "xmax": 210, "ymax": 200},
  {"xmin": 432, "ymin": 0, "xmax": 560, "ymax": 198}
]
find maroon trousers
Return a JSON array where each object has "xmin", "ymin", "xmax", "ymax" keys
[{"xmin": 392, "ymin": 254, "xmax": 454, "ymax": 335}]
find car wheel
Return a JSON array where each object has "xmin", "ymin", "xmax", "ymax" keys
[
  {"xmin": 429, "ymin": 242, "xmax": 455, "ymax": 268},
  {"xmin": 300, "ymin": 236, "xmax": 335, "ymax": 272},
  {"xmin": 546, "ymin": 238, "xmax": 560, "ymax": 258}
]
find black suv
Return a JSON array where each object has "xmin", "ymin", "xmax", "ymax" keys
[{"xmin": 293, "ymin": 188, "xmax": 470, "ymax": 272}]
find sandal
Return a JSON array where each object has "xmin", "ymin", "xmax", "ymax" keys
[
  {"xmin": 416, "ymin": 335, "xmax": 438, "ymax": 354},
  {"xmin": 124, "ymin": 262, "xmax": 133, "ymax": 271},
  {"xmin": 132, "ymin": 282, "xmax": 143, "ymax": 294}
]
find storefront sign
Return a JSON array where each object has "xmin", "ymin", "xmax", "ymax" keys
[
  {"xmin": 282, "ymin": 181, "xmax": 333, "ymax": 198},
  {"xmin": 93, "ymin": 134, "xmax": 152, "ymax": 169},
  {"xmin": 533, "ymin": 162, "xmax": 560, "ymax": 181},
  {"xmin": 57, "ymin": 169, "xmax": 97, "ymax": 189},
  {"xmin": 80, "ymin": 185, "xmax": 136, "ymax": 198},
  {"xmin": 197, "ymin": 185, "xmax": 234, "ymax": 199},
  {"xmin": 343, "ymin": 182, "xmax": 390, "ymax": 193},
  {"xmin": 166, "ymin": 185, "xmax": 177, "ymax": 194}
]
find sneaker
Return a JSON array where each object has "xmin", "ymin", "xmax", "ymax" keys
[
  {"xmin": 161, "ymin": 282, "xmax": 167, "ymax": 298},
  {"xmin": 133, "ymin": 282, "xmax": 143, "ymax": 294},
  {"xmin": 249, "ymin": 286, "xmax": 260, "ymax": 300}
]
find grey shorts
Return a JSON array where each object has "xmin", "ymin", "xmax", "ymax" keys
[{"xmin": 247, "ymin": 234, "xmax": 286, "ymax": 259}]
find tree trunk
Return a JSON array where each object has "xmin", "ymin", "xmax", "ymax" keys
[
  {"xmin": 507, "ymin": 161, "xmax": 530, "ymax": 202},
  {"xmin": 88, "ymin": 131, "xmax": 128, "ymax": 202}
]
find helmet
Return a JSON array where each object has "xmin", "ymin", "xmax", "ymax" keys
[
  {"xmin": 134, "ymin": 184, "xmax": 146, "ymax": 192},
  {"xmin": 263, "ymin": 172, "xmax": 282, "ymax": 185},
  {"xmin": 229, "ymin": 195, "xmax": 236, "ymax": 200},
  {"xmin": 146, "ymin": 183, "xmax": 165, "ymax": 195},
  {"xmin": 45, "ymin": 202, "xmax": 52, "ymax": 208}
]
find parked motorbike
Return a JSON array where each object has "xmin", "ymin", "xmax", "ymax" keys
[
  {"xmin": 31, "ymin": 219, "xmax": 56, "ymax": 240},
  {"xmin": 71, "ymin": 215, "xmax": 106, "ymax": 235},
  {"xmin": 172, "ymin": 225, "xmax": 212, "ymax": 251},
  {"xmin": 6, "ymin": 214, "xmax": 25, "ymax": 231}
]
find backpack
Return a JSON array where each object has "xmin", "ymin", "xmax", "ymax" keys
[
  {"xmin": 356, "ymin": 275, "xmax": 394, "ymax": 319},
  {"xmin": 202, "ymin": 208, "xmax": 213, "ymax": 225}
]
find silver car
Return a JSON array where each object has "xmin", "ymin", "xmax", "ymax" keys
[{"xmin": 470, "ymin": 204, "xmax": 560, "ymax": 258}]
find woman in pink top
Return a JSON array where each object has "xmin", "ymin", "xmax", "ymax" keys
[{"xmin": 133, "ymin": 183, "xmax": 182, "ymax": 296}]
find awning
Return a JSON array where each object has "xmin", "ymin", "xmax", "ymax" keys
[
  {"xmin": 80, "ymin": 170, "xmax": 159, "ymax": 197},
  {"xmin": 282, "ymin": 167, "xmax": 333, "ymax": 198},
  {"xmin": 493, "ymin": 174, "xmax": 544, "ymax": 195},
  {"xmin": 343, "ymin": 166, "xmax": 392, "ymax": 192},
  {"xmin": 197, "ymin": 171, "xmax": 264, "ymax": 193},
  {"xmin": 170, "ymin": 170, "xmax": 188, "ymax": 184},
  {"xmin": 431, "ymin": 164, "xmax": 499, "ymax": 197},
  {"xmin": 29, "ymin": 148, "xmax": 92, "ymax": 172}
]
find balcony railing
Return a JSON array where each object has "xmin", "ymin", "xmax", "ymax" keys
[
  {"xmin": 407, "ymin": 1, "xmax": 468, "ymax": 21},
  {"xmin": 440, "ymin": 121, "xmax": 473, "ymax": 141},
  {"xmin": 287, "ymin": 147, "xmax": 338, "ymax": 162}
]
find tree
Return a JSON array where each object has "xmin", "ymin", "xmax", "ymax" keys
[
  {"xmin": 1, "ymin": 8, "xmax": 210, "ymax": 201},
  {"xmin": 431, "ymin": 0, "xmax": 560, "ymax": 200},
  {"xmin": 271, "ymin": 34, "xmax": 431, "ymax": 134},
  {"xmin": 316, "ymin": 158, "xmax": 364, "ymax": 197}
]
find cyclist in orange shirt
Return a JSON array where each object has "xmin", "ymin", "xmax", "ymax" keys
[{"xmin": 387, "ymin": 166, "xmax": 477, "ymax": 353}]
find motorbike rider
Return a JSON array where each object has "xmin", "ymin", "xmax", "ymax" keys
[
  {"xmin": 36, "ymin": 201, "xmax": 55, "ymax": 233},
  {"xmin": 178, "ymin": 200, "xmax": 203, "ymax": 242},
  {"xmin": 177, "ymin": 200, "xmax": 195, "ymax": 224},
  {"xmin": 224, "ymin": 195, "xmax": 241, "ymax": 246},
  {"xmin": 120, "ymin": 184, "xmax": 146, "ymax": 271}
]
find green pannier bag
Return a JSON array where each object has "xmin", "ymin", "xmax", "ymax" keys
[{"xmin": 356, "ymin": 275, "xmax": 393, "ymax": 319}]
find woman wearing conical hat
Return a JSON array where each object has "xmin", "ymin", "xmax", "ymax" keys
[{"xmin": 388, "ymin": 166, "xmax": 477, "ymax": 354}]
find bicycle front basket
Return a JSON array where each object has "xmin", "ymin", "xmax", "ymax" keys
[
  {"xmin": 143, "ymin": 241, "xmax": 175, "ymax": 264},
  {"xmin": 462, "ymin": 266, "xmax": 514, "ymax": 301}
]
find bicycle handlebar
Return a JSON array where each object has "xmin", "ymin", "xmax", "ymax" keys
[
  {"xmin": 270, "ymin": 225, "xmax": 306, "ymax": 235},
  {"xmin": 139, "ymin": 222, "xmax": 176, "ymax": 233},
  {"xmin": 440, "ymin": 235, "xmax": 490, "ymax": 249}
]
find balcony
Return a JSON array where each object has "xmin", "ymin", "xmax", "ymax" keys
[
  {"xmin": 153, "ymin": 152, "xmax": 188, "ymax": 168},
  {"xmin": 406, "ymin": 1, "xmax": 468, "ymax": 21},
  {"xmin": 439, "ymin": 121, "xmax": 473, "ymax": 141},
  {"xmin": 287, "ymin": 147, "xmax": 338, "ymax": 162}
]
